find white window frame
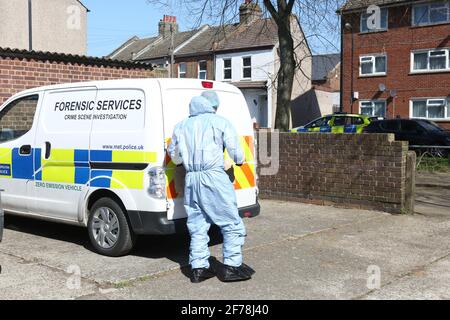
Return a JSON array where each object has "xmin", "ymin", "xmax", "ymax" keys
[
  {"xmin": 178, "ymin": 62, "xmax": 187, "ymax": 78},
  {"xmin": 412, "ymin": 1, "xmax": 450, "ymax": 27},
  {"xmin": 198, "ymin": 60, "xmax": 207, "ymax": 80},
  {"xmin": 223, "ymin": 58, "xmax": 232, "ymax": 81},
  {"xmin": 242, "ymin": 56, "xmax": 252, "ymax": 80},
  {"xmin": 359, "ymin": 100, "xmax": 387, "ymax": 117},
  {"xmin": 411, "ymin": 48, "xmax": 450, "ymax": 73},
  {"xmin": 360, "ymin": 8, "xmax": 389, "ymax": 33},
  {"xmin": 359, "ymin": 54, "xmax": 387, "ymax": 76},
  {"xmin": 410, "ymin": 98, "xmax": 450, "ymax": 121}
]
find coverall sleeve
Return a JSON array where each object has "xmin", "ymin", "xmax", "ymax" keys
[
  {"xmin": 168, "ymin": 124, "xmax": 183, "ymax": 165},
  {"xmin": 223, "ymin": 121, "xmax": 245, "ymax": 165}
]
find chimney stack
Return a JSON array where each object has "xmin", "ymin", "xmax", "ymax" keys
[
  {"xmin": 159, "ymin": 15, "xmax": 178, "ymax": 38},
  {"xmin": 239, "ymin": 0, "xmax": 263, "ymax": 25}
]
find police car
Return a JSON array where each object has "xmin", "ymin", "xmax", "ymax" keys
[{"xmin": 291, "ymin": 113, "xmax": 377, "ymax": 133}]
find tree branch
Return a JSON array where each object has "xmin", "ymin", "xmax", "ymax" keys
[
  {"xmin": 263, "ymin": 0, "xmax": 279, "ymax": 21},
  {"xmin": 286, "ymin": 0, "xmax": 295, "ymax": 14}
]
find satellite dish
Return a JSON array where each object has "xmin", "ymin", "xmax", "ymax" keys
[
  {"xmin": 390, "ymin": 90, "xmax": 397, "ymax": 97},
  {"xmin": 378, "ymin": 83, "xmax": 386, "ymax": 92}
]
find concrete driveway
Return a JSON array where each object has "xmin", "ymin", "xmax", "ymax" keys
[{"xmin": 0, "ymin": 200, "xmax": 449, "ymax": 300}]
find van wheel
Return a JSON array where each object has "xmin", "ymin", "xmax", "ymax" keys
[{"xmin": 88, "ymin": 198, "xmax": 135, "ymax": 257}]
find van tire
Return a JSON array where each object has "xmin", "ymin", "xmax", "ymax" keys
[{"xmin": 88, "ymin": 198, "xmax": 135, "ymax": 257}]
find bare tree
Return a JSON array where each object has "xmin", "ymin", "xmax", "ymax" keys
[{"xmin": 148, "ymin": 0, "xmax": 344, "ymax": 131}]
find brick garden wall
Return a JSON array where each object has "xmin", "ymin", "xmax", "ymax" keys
[
  {"xmin": 258, "ymin": 132, "xmax": 416, "ymax": 214},
  {"xmin": 0, "ymin": 49, "xmax": 166, "ymax": 105}
]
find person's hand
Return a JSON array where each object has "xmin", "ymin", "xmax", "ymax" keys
[{"xmin": 224, "ymin": 158, "xmax": 233, "ymax": 171}]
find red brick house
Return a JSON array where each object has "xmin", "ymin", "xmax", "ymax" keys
[{"xmin": 339, "ymin": 0, "xmax": 450, "ymax": 129}]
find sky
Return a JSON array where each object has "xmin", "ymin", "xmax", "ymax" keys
[
  {"xmin": 83, "ymin": 0, "xmax": 341, "ymax": 58},
  {"xmin": 84, "ymin": 0, "xmax": 192, "ymax": 57}
]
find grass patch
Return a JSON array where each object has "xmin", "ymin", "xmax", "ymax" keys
[{"xmin": 417, "ymin": 156, "xmax": 450, "ymax": 173}]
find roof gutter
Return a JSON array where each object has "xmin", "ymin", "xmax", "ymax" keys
[{"xmin": 337, "ymin": 0, "xmax": 423, "ymax": 14}]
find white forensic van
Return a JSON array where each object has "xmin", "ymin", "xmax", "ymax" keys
[{"xmin": 0, "ymin": 79, "xmax": 259, "ymax": 256}]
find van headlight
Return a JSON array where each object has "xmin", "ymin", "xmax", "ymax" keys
[{"xmin": 148, "ymin": 167, "xmax": 166, "ymax": 199}]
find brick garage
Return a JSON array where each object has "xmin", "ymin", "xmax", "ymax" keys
[
  {"xmin": 341, "ymin": 4, "xmax": 450, "ymax": 129},
  {"xmin": 258, "ymin": 132, "xmax": 416, "ymax": 214},
  {"xmin": 0, "ymin": 48, "xmax": 165, "ymax": 105}
]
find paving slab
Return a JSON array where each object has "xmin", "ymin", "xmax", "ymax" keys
[
  {"xmin": 83, "ymin": 212, "xmax": 450, "ymax": 300},
  {"xmin": 1, "ymin": 200, "xmax": 449, "ymax": 300},
  {"xmin": 416, "ymin": 172, "xmax": 450, "ymax": 189},
  {"xmin": 364, "ymin": 256, "xmax": 450, "ymax": 300},
  {"xmin": 0, "ymin": 201, "xmax": 381, "ymax": 287},
  {"xmin": 0, "ymin": 252, "xmax": 98, "ymax": 300}
]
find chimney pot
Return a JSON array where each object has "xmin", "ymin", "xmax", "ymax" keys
[
  {"xmin": 239, "ymin": 0, "xmax": 263, "ymax": 25},
  {"xmin": 159, "ymin": 15, "xmax": 178, "ymax": 38}
]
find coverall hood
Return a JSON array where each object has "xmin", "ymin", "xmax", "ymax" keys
[
  {"xmin": 189, "ymin": 96, "xmax": 216, "ymax": 117},
  {"xmin": 201, "ymin": 91, "xmax": 220, "ymax": 110}
]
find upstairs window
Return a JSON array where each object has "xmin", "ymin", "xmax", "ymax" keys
[
  {"xmin": 360, "ymin": 54, "xmax": 387, "ymax": 76},
  {"xmin": 223, "ymin": 58, "xmax": 232, "ymax": 80},
  {"xmin": 360, "ymin": 8, "xmax": 388, "ymax": 33},
  {"xmin": 178, "ymin": 63, "xmax": 186, "ymax": 78},
  {"xmin": 243, "ymin": 57, "xmax": 252, "ymax": 79},
  {"xmin": 412, "ymin": 49, "xmax": 450, "ymax": 72},
  {"xmin": 413, "ymin": 1, "xmax": 450, "ymax": 26},
  {"xmin": 198, "ymin": 60, "xmax": 207, "ymax": 80}
]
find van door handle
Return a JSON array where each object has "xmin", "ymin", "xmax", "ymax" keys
[
  {"xmin": 45, "ymin": 142, "xmax": 51, "ymax": 159},
  {"xmin": 19, "ymin": 145, "xmax": 31, "ymax": 155}
]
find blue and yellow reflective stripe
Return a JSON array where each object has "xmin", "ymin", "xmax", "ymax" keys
[
  {"xmin": 0, "ymin": 148, "xmax": 12, "ymax": 178},
  {"xmin": 0, "ymin": 147, "xmax": 155, "ymax": 190}
]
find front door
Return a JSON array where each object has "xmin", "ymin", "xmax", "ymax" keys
[{"xmin": 0, "ymin": 94, "xmax": 41, "ymax": 214}]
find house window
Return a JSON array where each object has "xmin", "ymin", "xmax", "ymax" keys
[
  {"xmin": 411, "ymin": 98, "xmax": 449, "ymax": 120},
  {"xmin": 412, "ymin": 49, "xmax": 450, "ymax": 72},
  {"xmin": 360, "ymin": 100, "xmax": 386, "ymax": 117},
  {"xmin": 198, "ymin": 60, "xmax": 207, "ymax": 80},
  {"xmin": 360, "ymin": 54, "xmax": 387, "ymax": 76},
  {"xmin": 178, "ymin": 63, "xmax": 186, "ymax": 78},
  {"xmin": 223, "ymin": 59, "xmax": 232, "ymax": 80},
  {"xmin": 243, "ymin": 57, "xmax": 252, "ymax": 79},
  {"xmin": 413, "ymin": 1, "xmax": 450, "ymax": 26},
  {"xmin": 360, "ymin": 8, "xmax": 388, "ymax": 33}
]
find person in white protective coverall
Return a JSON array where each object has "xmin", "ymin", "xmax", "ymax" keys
[{"xmin": 168, "ymin": 93, "xmax": 255, "ymax": 283}]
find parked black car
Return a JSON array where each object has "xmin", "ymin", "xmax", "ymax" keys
[{"xmin": 363, "ymin": 119, "xmax": 450, "ymax": 154}]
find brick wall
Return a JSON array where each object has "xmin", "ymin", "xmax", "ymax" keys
[
  {"xmin": 258, "ymin": 132, "xmax": 415, "ymax": 214},
  {"xmin": 172, "ymin": 55, "xmax": 214, "ymax": 80},
  {"xmin": 342, "ymin": 5, "xmax": 450, "ymax": 129},
  {"xmin": 0, "ymin": 96, "xmax": 37, "ymax": 132},
  {"xmin": 0, "ymin": 49, "xmax": 164, "ymax": 105}
]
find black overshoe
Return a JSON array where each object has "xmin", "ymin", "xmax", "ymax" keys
[
  {"xmin": 216, "ymin": 264, "xmax": 252, "ymax": 282},
  {"xmin": 191, "ymin": 267, "xmax": 216, "ymax": 283},
  {"xmin": 240, "ymin": 263, "xmax": 256, "ymax": 277}
]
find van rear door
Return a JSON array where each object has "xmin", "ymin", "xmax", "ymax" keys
[{"xmin": 159, "ymin": 79, "xmax": 257, "ymax": 220}]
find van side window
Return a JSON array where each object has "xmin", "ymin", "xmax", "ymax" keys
[{"xmin": 0, "ymin": 95, "xmax": 39, "ymax": 142}]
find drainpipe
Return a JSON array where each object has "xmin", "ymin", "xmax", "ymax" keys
[{"xmin": 28, "ymin": 0, "xmax": 33, "ymax": 51}]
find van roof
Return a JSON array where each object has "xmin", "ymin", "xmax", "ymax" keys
[{"xmin": 12, "ymin": 79, "xmax": 241, "ymax": 97}]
